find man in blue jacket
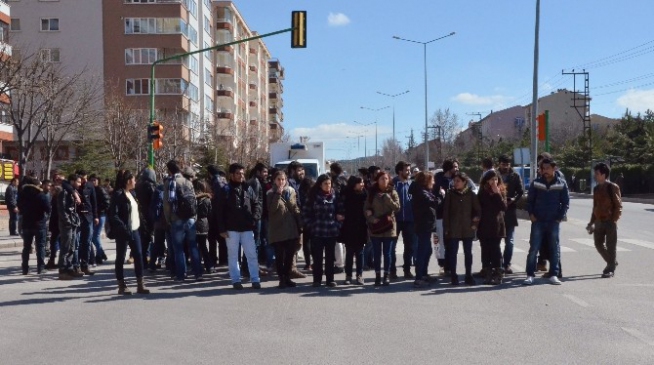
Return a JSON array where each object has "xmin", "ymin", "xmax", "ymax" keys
[
  {"xmin": 392, "ymin": 161, "xmax": 417, "ymax": 279},
  {"xmin": 524, "ymin": 158, "xmax": 569, "ymax": 285}
]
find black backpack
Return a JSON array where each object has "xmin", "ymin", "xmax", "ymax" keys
[{"xmin": 175, "ymin": 180, "xmax": 197, "ymax": 220}]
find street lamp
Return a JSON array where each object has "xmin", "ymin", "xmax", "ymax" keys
[
  {"xmin": 377, "ymin": 90, "xmax": 409, "ymax": 165},
  {"xmin": 353, "ymin": 120, "xmax": 376, "ymax": 165},
  {"xmin": 393, "ymin": 31, "xmax": 455, "ymax": 171},
  {"xmin": 360, "ymin": 106, "xmax": 388, "ymax": 165}
]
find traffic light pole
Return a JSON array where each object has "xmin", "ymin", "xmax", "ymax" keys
[{"xmin": 148, "ymin": 27, "xmax": 294, "ymax": 167}]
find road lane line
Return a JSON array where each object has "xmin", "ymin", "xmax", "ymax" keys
[
  {"xmin": 619, "ymin": 239, "xmax": 654, "ymax": 250},
  {"xmin": 622, "ymin": 327, "xmax": 654, "ymax": 346},
  {"xmin": 569, "ymin": 238, "xmax": 631, "ymax": 251},
  {"xmin": 563, "ymin": 294, "xmax": 590, "ymax": 308}
]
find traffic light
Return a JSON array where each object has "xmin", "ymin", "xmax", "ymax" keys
[
  {"xmin": 537, "ymin": 113, "xmax": 546, "ymax": 141},
  {"xmin": 291, "ymin": 11, "xmax": 307, "ymax": 48},
  {"xmin": 148, "ymin": 122, "xmax": 163, "ymax": 150}
]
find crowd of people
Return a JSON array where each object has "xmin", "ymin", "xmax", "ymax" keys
[{"xmin": 8, "ymin": 151, "xmax": 623, "ymax": 294}]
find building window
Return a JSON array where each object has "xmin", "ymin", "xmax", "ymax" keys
[
  {"xmin": 40, "ymin": 48, "xmax": 60, "ymax": 63},
  {"xmin": 204, "ymin": 15, "xmax": 211, "ymax": 34},
  {"xmin": 189, "ymin": 55, "xmax": 199, "ymax": 74},
  {"xmin": 185, "ymin": 83, "xmax": 199, "ymax": 101},
  {"xmin": 126, "ymin": 78, "xmax": 150, "ymax": 95},
  {"xmin": 0, "ymin": 23, "xmax": 8, "ymax": 42},
  {"xmin": 10, "ymin": 19, "xmax": 20, "ymax": 31},
  {"xmin": 125, "ymin": 48, "xmax": 158, "ymax": 65},
  {"xmin": 205, "ymin": 95, "xmax": 214, "ymax": 112},
  {"xmin": 204, "ymin": 41, "xmax": 212, "ymax": 61},
  {"xmin": 203, "ymin": 0, "xmax": 211, "ymax": 10},
  {"xmin": 204, "ymin": 68, "xmax": 212, "ymax": 85},
  {"xmin": 41, "ymin": 18, "xmax": 60, "ymax": 32},
  {"xmin": 124, "ymin": 0, "xmax": 156, "ymax": 3},
  {"xmin": 185, "ymin": 0, "xmax": 197, "ymax": 18},
  {"xmin": 156, "ymin": 78, "xmax": 186, "ymax": 95},
  {"xmin": 125, "ymin": 18, "xmax": 184, "ymax": 35}
]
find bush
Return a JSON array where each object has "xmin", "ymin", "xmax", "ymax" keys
[{"xmin": 560, "ymin": 164, "xmax": 654, "ymax": 195}]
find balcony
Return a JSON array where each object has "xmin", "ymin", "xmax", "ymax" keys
[
  {"xmin": 248, "ymin": 82, "xmax": 257, "ymax": 90},
  {"xmin": 216, "ymin": 88, "xmax": 234, "ymax": 97},
  {"xmin": 216, "ymin": 19, "xmax": 233, "ymax": 31},
  {"xmin": 249, "ymin": 47, "xmax": 257, "ymax": 55},
  {"xmin": 216, "ymin": 66, "xmax": 234, "ymax": 75},
  {"xmin": 216, "ymin": 109, "xmax": 233, "ymax": 119},
  {"xmin": 269, "ymin": 107, "xmax": 278, "ymax": 115},
  {"xmin": 269, "ymin": 92, "xmax": 277, "ymax": 100},
  {"xmin": 216, "ymin": 45, "xmax": 234, "ymax": 53},
  {"xmin": 249, "ymin": 101, "xmax": 257, "ymax": 108},
  {"xmin": 249, "ymin": 65, "xmax": 257, "ymax": 73},
  {"xmin": 268, "ymin": 77, "xmax": 277, "ymax": 84}
]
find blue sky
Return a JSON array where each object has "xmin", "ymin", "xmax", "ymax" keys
[{"xmin": 235, "ymin": 0, "xmax": 654, "ymax": 160}]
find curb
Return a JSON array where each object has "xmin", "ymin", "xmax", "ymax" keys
[
  {"xmin": 571, "ymin": 192, "xmax": 654, "ymax": 205},
  {"xmin": 0, "ymin": 239, "xmax": 22, "ymax": 250}
]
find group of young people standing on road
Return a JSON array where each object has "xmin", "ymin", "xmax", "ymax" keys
[{"xmin": 13, "ymin": 150, "xmax": 623, "ymax": 294}]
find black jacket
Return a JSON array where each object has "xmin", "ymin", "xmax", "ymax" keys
[
  {"xmin": 136, "ymin": 168, "xmax": 157, "ymax": 229},
  {"xmin": 500, "ymin": 169, "xmax": 524, "ymax": 227},
  {"xmin": 247, "ymin": 176, "xmax": 264, "ymax": 220},
  {"xmin": 18, "ymin": 184, "xmax": 50, "ymax": 230},
  {"xmin": 339, "ymin": 187, "xmax": 368, "ymax": 251},
  {"xmin": 58, "ymin": 186, "xmax": 80, "ymax": 229},
  {"xmin": 5, "ymin": 184, "xmax": 17, "ymax": 209},
  {"xmin": 433, "ymin": 171, "xmax": 451, "ymax": 219},
  {"xmin": 412, "ymin": 187, "xmax": 441, "ymax": 233},
  {"xmin": 108, "ymin": 189, "xmax": 138, "ymax": 241},
  {"xmin": 216, "ymin": 182, "xmax": 261, "ymax": 233},
  {"xmin": 195, "ymin": 193, "xmax": 212, "ymax": 235},
  {"xmin": 95, "ymin": 185, "xmax": 111, "ymax": 216},
  {"xmin": 77, "ymin": 181, "xmax": 98, "ymax": 221}
]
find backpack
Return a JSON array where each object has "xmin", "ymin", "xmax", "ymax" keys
[
  {"xmin": 149, "ymin": 188, "xmax": 164, "ymax": 225},
  {"xmin": 175, "ymin": 180, "xmax": 197, "ymax": 220}
]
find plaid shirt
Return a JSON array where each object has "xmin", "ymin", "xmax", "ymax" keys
[{"xmin": 302, "ymin": 190, "xmax": 344, "ymax": 238}]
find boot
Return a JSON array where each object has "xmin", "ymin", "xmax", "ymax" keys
[
  {"xmin": 72, "ymin": 268, "xmax": 84, "ymax": 277},
  {"xmin": 374, "ymin": 273, "xmax": 382, "ymax": 286},
  {"xmin": 344, "ymin": 276, "xmax": 352, "ymax": 285},
  {"xmin": 136, "ymin": 277, "xmax": 150, "ymax": 294},
  {"xmin": 118, "ymin": 279, "xmax": 132, "ymax": 295},
  {"xmin": 81, "ymin": 266, "xmax": 96, "ymax": 276},
  {"xmin": 284, "ymin": 276, "xmax": 297, "ymax": 288},
  {"xmin": 45, "ymin": 258, "xmax": 57, "ymax": 270},
  {"xmin": 355, "ymin": 275, "xmax": 364, "ymax": 285},
  {"xmin": 278, "ymin": 275, "xmax": 287, "ymax": 289},
  {"xmin": 491, "ymin": 268, "xmax": 503, "ymax": 285},
  {"xmin": 290, "ymin": 269, "xmax": 307, "ymax": 279},
  {"xmin": 383, "ymin": 273, "xmax": 390, "ymax": 286},
  {"xmin": 58, "ymin": 270, "xmax": 74, "ymax": 281},
  {"xmin": 483, "ymin": 269, "xmax": 493, "ymax": 285}
]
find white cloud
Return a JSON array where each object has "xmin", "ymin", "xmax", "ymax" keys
[
  {"xmin": 327, "ymin": 12, "xmax": 350, "ymax": 27},
  {"xmin": 291, "ymin": 123, "xmax": 388, "ymax": 141},
  {"xmin": 451, "ymin": 92, "xmax": 511, "ymax": 107},
  {"xmin": 616, "ymin": 89, "xmax": 654, "ymax": 113}
]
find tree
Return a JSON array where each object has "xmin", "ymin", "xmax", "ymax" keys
[
  {"xmin": 103, "ymin": 84, "xmax": 143, "ymax": 170},
  {"xmin": 379, "ymin": 138, "xmax": 405, "ymax": 171},
  {"xmin": 429, "ymin": 108, "xmax": 461, "ymax": 157}
]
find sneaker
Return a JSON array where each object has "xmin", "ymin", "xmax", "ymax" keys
[
  {"xmin": 413, "ymin": 279, "xmax": 428, "ymax": 288},
  {"xmin": 601, "ymin": 272, "xmax": 614, "ymax": 278},
  {"xmin": 404, "ymin": 272, "xmax": 415, "ymax": 279},
  {"xmin": 504, "ymin": 266, "xmax": 514, "ymax": 274},
  {"xmin": 343, "ymin": 277, "xmax": 352, "ymax": 285},
  {"xmin": 232, "ymin": 282, "xmax": 244, "ymax": 290},
  {"xmin": 523, "ymin": 276, "xmax": 535, "ymax": 285},
  {"xmin": 450, "ymin": 276, "xmax": 460, "ymax": 286},
  {"xmin": 37, "ymin": 269, "xmax": 49, "ymax": 275},
  {"xmin": 355, "ymin": 276, "xmax": 364, "ymax": 285},
  {"xmin": 252, "ymin": 282, "xmax": 262, "ymax": 289},
  {"xmin": 333, "ymin": 266, "xmax": 344, "ymax": 274},
  {"xmin": 549, "ymin": 276, "xmax": 562, "ymax": 285},
  {"xmin": 389, "ymin": 272, "xmax": 399, "ymax": 280},
  {"xmin": 465, "ymin": 275, "xmax": 476, "ymax": 286},
  {"xmin": 290, "ymin": 270, "xmax": 307, "ymax": 279},
  {"xmin": 327, "ymin": 281, "xmax": 338, "ymax": 288}
]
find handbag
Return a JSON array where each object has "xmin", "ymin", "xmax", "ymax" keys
[{"xmin": 368, "ymin": 214, "xmax": 393, "ymax": 234}]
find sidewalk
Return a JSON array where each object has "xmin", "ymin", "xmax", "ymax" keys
[
  {"xmin": 0, "ymin": 231, "xmax": 23, "ymax": 250},
  {"xmin": 570, "ymin": 192, "xmax": 654, "ymax": 205}
]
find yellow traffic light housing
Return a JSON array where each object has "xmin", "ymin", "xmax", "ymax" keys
[{"xmin": 291, "ymin": 11, "xmax": 307, "ymax": 48}]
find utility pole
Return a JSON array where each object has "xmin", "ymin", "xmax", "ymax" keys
[
  {"xmin": 377, "ymin": 90, "xmax": 409, "ymax": 165},
  {"xmin": 467, "ymin": 112, "xmax": 483, "ymax": 163},
  {"xmin": 530, "ymin": 0, "xmax": 541, "ymax": 183}
]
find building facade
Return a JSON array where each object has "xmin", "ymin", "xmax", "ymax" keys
[
  {"xmin": 268, "ymin": 58, "xmax": 284, "ymax": 142},
  {"xmin": 0, "ymin": 0, "xmax": 12, "ymax": 155}
]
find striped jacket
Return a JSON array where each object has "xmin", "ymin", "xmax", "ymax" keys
[
  {"xmin": 302, "ymin": 190, "xmax": 344, "ymax": 238},
  {"xmin": 526, "ymin": 175, "xmax": 569, "ymax": 222}
]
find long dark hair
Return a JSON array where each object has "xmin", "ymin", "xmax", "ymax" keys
[
  {"xmin": 115, "ymin": 170, "xmax": 134, "ymax": 190},
  {"xmin": 368, "ymin": 170, "xmax": 392, "ymax": 203},
  {"xmin": 307, "ymin": 174, "xmax": 332, "ymax": 205},
  {"xmin": 480, "ymin": 169, "xmax": 505, "ymax": 195},
  {"xmin": 346, "ymin": 175, "xmax": 363, "ymax": 191}
]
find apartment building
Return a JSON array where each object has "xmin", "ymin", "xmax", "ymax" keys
[
  {"xmin": 0, "ymin": 0, "xmax": 12, "ymax": 153},
  {"xmin": 268, "ymin": 58, "xmax": 284, "ymax": 142}
]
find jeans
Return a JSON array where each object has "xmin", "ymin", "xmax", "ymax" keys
[
  {"xmin": 91, "ymin": 215, "xmax": 106, "ymax": 259},
  {"xmin": 311, "ymin": 236, "xmax": 336, "ymax": 284},
  {"xmin": 301, "ymin": 230, "xmax": 312, "ymax": 267},
  {"xmin": 502, "ymin": 225, "xmax": 516, "ymax": 268},
  {"xmin": 49, "ymin": 231, "xmax": 60, "ymax": 261},
  {"xmin": 261, "ymin": 220, "xmax": 275, "ymax": 268},
  {"xmin": 526, "ymin": 221, "xmax": 560, "ymax": 277},
  {"xmin": 9, "ymin": 208, "xmax": 18, "ymax": 235},
  {"xmin": 594, "ymin": 220, "xmax": 618, "ymax": 272},
  {"xmin": 244, "ymin": 220, "xmax": 263, "ymax": 269},
  {"xmin": 435, "ymin": 219, "xmax": 446, "ymax": 268},
  {"xmin": 480, "ymin": 238, "xmax": 502, "ymax": 269},
  {"xmin": 371, "ymin": 237, "xmax": 396, "ymax": 274},
  {"xmin": 345, "ymin": 247, "xmax": 363, "ymax": 277},
  {"xmin": 170, "ymin": 219, "xmax": 202, "ymax": 280},
  {"xmin": 139, "ymin": 226, "xmax": 152, "ymax": 268},
  {"xmin": 273, "ymin": 239, "xmax": 296, "ymax": 278},
  {"xmin": 226, "ymin": 230, "xmax": 260, "ymax": 284},
  {"xmin": 395, "ymin": 221, "xmax": 417, "ymax": 274},
  {"xmin": 334, "ymin": 242, "xmax": 344, "ymax": 268},
  {"xmin": 115, "ymin": 229, "xmax": 143, "ymax": 281},
  {"xmin": 447, "ymin": 238, "xmax": 473, "ymax": 278},
  {"xmin": 363, "ymin": 241, "xmax": 373, "ymax": 268},
  {"xmin": 22, "ymin": 227, "xmax": 47, "ymax": 272},
  {"xmin": 77, "ymin": 216, "xmax": 94, "ymax": 268},
  {"xmin": 415, "ymin": 231, "xmax": 433, "ymax": 279},
  {"xmin": 58, "ymin": 224, "xmax": 78, "ymax": 271},
  {"xmin": 150, "ymin": 228, "xmax": 168, "ymax": 270},
  {"xmin": 197, "ymin": 234, "xmax": 212, "ymax": 271}
]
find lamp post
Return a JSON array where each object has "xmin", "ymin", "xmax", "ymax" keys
[
  {"xmin": 360, "ymin": 106, "xmax": 388, "ymax": 165},
  {"xmin": 377, "ymin": 90, "xmax": 409, "ymax": 165},
  {"xmin": 393, "ymin": 31, "xmax": 455, "ymax": 171},
  {"xmin": 353, "ymin": 120, "xmax": 376, "ymax": 165}
]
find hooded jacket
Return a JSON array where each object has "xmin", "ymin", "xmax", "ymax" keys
[
  {"xmin": 18, "ymin": 184, "xmax": 50, "ymax": 230},
  {"xmin": 195, "ymin": 193, "xmax": 212, "ymax": 235},
  {"xmin": 215, "ymin": 181, "xmax": 261, "ymax": 233},
  {"xmin": 267, "ymin": 185, "xmax": 301, "ymax": 244},
  {"xmin": 136, "ymin": 167, "xmax": 157, "ymax": 229}
]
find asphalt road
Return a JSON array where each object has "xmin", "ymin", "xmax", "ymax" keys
[{"xmin": 1, "ymin": 196, "xmax": 653, "ymax": 364}]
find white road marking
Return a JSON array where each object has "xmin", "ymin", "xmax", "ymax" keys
[
  {"xmin": 563, "ymin": 294, "xmax": 590, "ymax": 308},
  {"xmin": 622, "ymin": 327, "xmax": 654, "ymax": 346},
  {"xmin": 510, "ymin": 264, "xmax": 524, "ymax": 273},
  {"xmin": 560, "ymin": 246, "xmax": 577, "ymax": 253},
  {"xmin": 569, "ymin": 238, "xmax": 631, "ymax": 251},
  {"xmin": 619, "ymin": 239, "xmax": 654, "ymax": 250}
]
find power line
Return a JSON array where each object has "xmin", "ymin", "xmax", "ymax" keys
[{"xmin": 569, "ymin": 38, "xmax": 654, "ymax": 70}]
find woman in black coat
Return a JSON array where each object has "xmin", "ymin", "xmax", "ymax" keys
[
  {"xmin": 411, "ymin": 172, "xmax": 442, "ymax": 288},
  {"xmin": 194, "ymin": 180, "xmax": 213, "ymax": 273},
  {"xmin": 108, "ymin": 170, "xmax": 150, "ymax": 295},
  {"xmin": 340, "ymin": 176, "xmax": 368, "ymax": 285},
  {"xmin": 477, "ymin": 170, "xmax": 507, "ymax": 285}
]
